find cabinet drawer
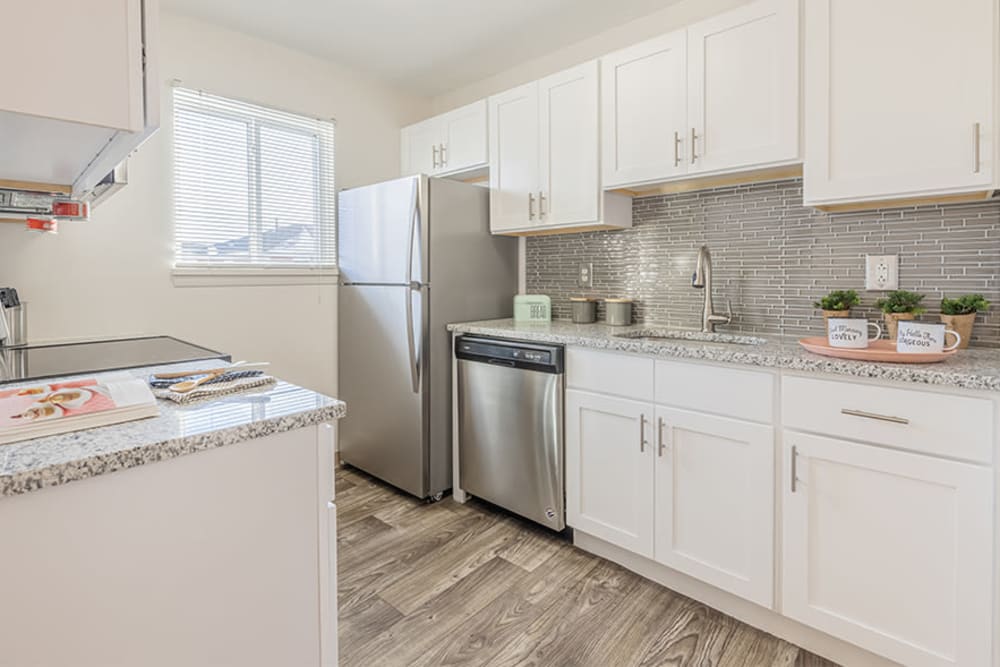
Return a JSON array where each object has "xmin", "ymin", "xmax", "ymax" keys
[
  {"xmin": 782, "ymin": 376, "xmax": 994, "ymax": 463},
  {"xmin": 655, "ymin": 360, "xmax": 774, "ymax": 422},
  {"xmin": 567, "ymin": 347, "xmax": 654, "ymax": 401}
]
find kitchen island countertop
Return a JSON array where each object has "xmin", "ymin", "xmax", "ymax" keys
[
  {"xmin": 448, "ymin": 319, "xmax": 1000, "ymax": 393},
  {"xmin": 0, "ymin": 360, "xmax": 345, "ymax": 498}
]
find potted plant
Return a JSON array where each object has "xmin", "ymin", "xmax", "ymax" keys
[
  {"xmin": 814, "ymin": 289, "xmax": 861, "ymax": 320},
  {"xmin": 875, "ymin": 290, "xmax": 926, "ymax": 340},
  {"xmin": 940, "ymin": 294, "xmax": 990, "ymax": 349}
]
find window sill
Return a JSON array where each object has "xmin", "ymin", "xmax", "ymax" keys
[{"xmin": 171, "ymin": 266, "xmax": 339, "ymax": 288}]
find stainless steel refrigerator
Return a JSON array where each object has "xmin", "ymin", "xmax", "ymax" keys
[{"xmin": 338, "ymin": 175, "xmax": 518, "ymax": 499}]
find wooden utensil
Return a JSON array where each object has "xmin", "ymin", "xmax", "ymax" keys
[{"xmin": 169, "ymin": 372, "xmax": 223, "ymax": 394}]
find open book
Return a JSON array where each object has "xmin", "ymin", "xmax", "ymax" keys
[{"xmin": 0, "ymin": 374, "xmax": 158, "ymax": 445}]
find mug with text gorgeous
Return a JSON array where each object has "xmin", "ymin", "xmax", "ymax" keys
[
  {"xmin": 896, "ymin": 321, "xmax": 961, "ymax": 354},
  {"xmin": 827, "ymin": 318, "xmax": 882, "ymax": 349}
]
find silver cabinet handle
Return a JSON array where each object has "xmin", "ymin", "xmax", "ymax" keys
[
  {"xmin": 528, "ymin": 192, "xmax": 536, "ymax": 220},
  {"xmin": 790, "ymin": 445, "xmax": 798, "ymax": 493},
  {"xmin": 538, "ymin": 191, "xmax": 547, "ymax": 218},
  {"xmin": 690, "ymin": 128, "xmax": 698, "ymax": 164},
  {"xmin": 440, "ymin": 143, "xmax": 448, "ymax": 167},
  {"xmin": 640, "ymin": 415, "xmax": 648, "ymax": 453},
  {"xmin": 840, "ymin": 408, "xmax": 909, "ymax": 425},
  {"xmin": 973, "ymin": 122, "xmax": 981, "ymax": 174},
  {"xmin": 673, "ymin": 131, "xmax": 682, "ymax": 167},
  {"xmin": 657, "ymin": 417, "xmax": 667, "ymax": 457},
  {"xmin": 432, "ymin": 145, "xmax": 439, "ymax": 169}
]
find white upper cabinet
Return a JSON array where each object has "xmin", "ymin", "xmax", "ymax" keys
[
  {"xmin": 687, "ymin": 0, "xmax": 800, "ymax": 175},
  {"xmin": 538, "ymin": 62, "xmax": 600, "ymax": 227},
  {"xmin": 601, "ymin": 0, "xmax": 800, "ymax": 189},
  {"xmin": 488, "ymin": 83, "xmax": 540, "ymax": 233},
  {"xmin": 400, "ymin": 99, "xmax": 488, "ymax": 178},
  {"xmin": 0, "ymin": 0, "xmax": 158, "ymax": 194},
  {"xmin": 489, "ymin": 61, "xmax": 631, "ymax": 235},
  {"xmin": 783, "ymin": 432, "xmax": 993, "ymax": 667},
  {"xmin": 400, "ymin": 118, "xmax": 441, "ymax": 176},
  {"xmin": 601, "ymin": 31, "xmax": 689, "ymax": 187},
  {"xmin": 654, "ymin": 407, "xmax": 775, "ymax": 608},
  {"xmin": 439, "ymin": 101, "xmax": 488, "ymax": 175},
  {"xmin": 803, "ymin": 0, "xmax": 996, "ymax": 207},
  {"xmin": 2, "ymin": 0, "xmax": 144, "ymax": 132}
]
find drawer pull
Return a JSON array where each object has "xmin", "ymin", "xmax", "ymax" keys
[{"xmin": 841, "ymin": 408, "xmax": 909, "ymax": 425}]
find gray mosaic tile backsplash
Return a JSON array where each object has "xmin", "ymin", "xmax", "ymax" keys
[{"xmin": 525, "ymin": 179, "xmax": 1000, "ymax": 346}]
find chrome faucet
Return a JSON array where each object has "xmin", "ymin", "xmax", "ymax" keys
[{"xmin": 691, "ymin": 245, "xmax": 732, "ymax": 333}]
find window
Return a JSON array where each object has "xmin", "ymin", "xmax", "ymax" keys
[{"xmin": 172, "ymin": 87, "xmax": 336, "ymax": 275}]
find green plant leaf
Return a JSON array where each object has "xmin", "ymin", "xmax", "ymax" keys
[
  {"xmin": 814, "ymin": 289, "xmax": 861, "ymax": 311},
  {"xmin": 941, "ymin": 294, "xmax": 990, "ymax": 315},
  {"xmin": 875, "ymin": 290, "xmax": 926, "ymax": 315}
]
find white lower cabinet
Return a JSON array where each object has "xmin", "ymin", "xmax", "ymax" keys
[
  {"xmin": 566, "ymin": 384, "xmax": 775, "ymax": 607},
  {"xmin": 782, "ymin": 432, "xmax": 993, "ymax": 667},
  {"xmin": 654, "ymin": 407, "xmax": 774, "ymax": 607},
  {"xmin": 566, "ymin": 389, "xmax": 655, "ymax": 557}
]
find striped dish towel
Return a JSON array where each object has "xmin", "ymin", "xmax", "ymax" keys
[{"xmin": 153, "ymin": 374, "xmax": 277, "ymax": 404}]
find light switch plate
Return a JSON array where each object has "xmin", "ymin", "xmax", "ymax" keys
[
  {"xmin": 578, "ymin": 262, "xmax": 593, "ymax": 288},
  {"xmin": 865, "ymin": 254, "xmax": 899, "ymax": 291}
]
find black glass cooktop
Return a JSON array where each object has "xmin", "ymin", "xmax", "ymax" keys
[{"xmin": 0, "ymin": 336, "xmax": 230, "ymax": 385}]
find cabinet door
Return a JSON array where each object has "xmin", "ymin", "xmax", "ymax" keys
[
  {"xmin": 401, "ymin": 117, "xmax": 442, "ymax": 176},
  {"xmin": 687, "ymin": 0, "xmax": 799, "ymax": 174},
  {"xmin": 782, "ymin": 432, "xmax": 993, "ymax": 667},
  {"xmin": 488, "ymin": 82, "xmax": 540, "ymax": 233},
  {"xmin": 654, "ymin": 407, "xmax": 774, "ymax": 607},
  {"xmin": 0, "ymin": 0, "xmax": 145, "ymax": 132},
  {"xmin": 566, "ymin": 389, "xmax": 655, "ymax": 557},
  {"xmin": 601, "ymin": 31, "xmax": 688, "ymax": 188},
  {"xmin": 804, "ymin": 0, "xmax": 995, "ymax": 205},
  {"xmin": 438, "ymin": 100, "xmax": 488, "ymax": 175},
  {"xmin": 538, "ymin": 61, "xmax": 600, "ymax": 227}
]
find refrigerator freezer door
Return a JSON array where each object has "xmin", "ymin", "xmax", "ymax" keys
[
  {"xmin": 338, "ymin": 176, "xmax": 422, "ymax": 285},
  {"xmin": 339, "ymin": 284, "xmax": 428, "ymax": 497}
]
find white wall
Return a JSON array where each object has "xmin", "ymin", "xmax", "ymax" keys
[
  {"xmin": 432, "ymin": 0, "xmax": 747, "ymax": 113},
  {"xmin": 0, "ymin": 11, "xmax": 431, "ymax": 397}
]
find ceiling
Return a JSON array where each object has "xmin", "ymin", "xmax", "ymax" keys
[{"xmin": 161, "ymin": 0, "xmax": 681, "ymax": 97}]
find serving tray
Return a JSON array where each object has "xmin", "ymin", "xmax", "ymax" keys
[{"xmin": 798, "ymin": 337, "xmax": 958, "ymax": 364}]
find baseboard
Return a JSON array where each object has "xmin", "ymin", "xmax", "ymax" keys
[{"xmin": 573, "ymin": 531, "xmax": 900, "ymax": 667}]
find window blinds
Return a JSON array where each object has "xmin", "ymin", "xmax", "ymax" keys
[{"xmin": 172, "ymin": 86, "xmax": 336, "ymax": 269}]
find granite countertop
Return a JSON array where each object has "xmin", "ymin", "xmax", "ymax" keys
[
  {"xmin": 0, "ymin": 360, "xmax": 345, "ymax": 499},
  {"xmin": 448, "ymin": 319, "xmax": 1000, "ymax": 393}
]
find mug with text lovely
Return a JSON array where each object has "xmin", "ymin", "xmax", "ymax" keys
[{"xmin": 827, "ymin": 318, "xmax": 882, "ymax": 349}]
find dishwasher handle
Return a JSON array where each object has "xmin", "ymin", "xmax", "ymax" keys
[{"xmin": 486, "ymin": 358, "xmax": 517, "ymax": 368}]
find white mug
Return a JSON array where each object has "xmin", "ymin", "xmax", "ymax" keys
[
  {"xmin": 896, "ymin": 321, "xmax": 961, "ymax": 354},
  {"xmin": 827, "ymin": 318, "xmax": 882, "ymax": 349}
]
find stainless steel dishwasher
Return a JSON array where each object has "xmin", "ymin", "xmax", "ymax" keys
[{"xmin": 455, "ymin": 335, "xmax": 565, "ymax": 530}]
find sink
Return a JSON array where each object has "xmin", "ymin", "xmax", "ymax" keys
[{"xmin": 615, "ymin": 329, "xmax": 768, "ymax": 346}]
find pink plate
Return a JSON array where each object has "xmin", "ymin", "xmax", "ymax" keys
[{"xmin": 798, "ymin": 337, "xmax": 958, "ymax": 364}]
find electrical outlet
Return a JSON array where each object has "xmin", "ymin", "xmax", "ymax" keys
[
  {"xmin": 578, "ymin": 262, "xmax": 593, "ymax": 288},
  {"xmin": 865, "ymin": 254, "xmax": 899, "ymax": 291}
]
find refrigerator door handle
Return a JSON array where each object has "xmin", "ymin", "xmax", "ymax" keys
[
  {"xmin": 405, "ymin": 284, "xmax": 420, "ymax": 393},
  {"xmin": 405, "ymin": 179, "xmax": 421, "ymax": 393}
]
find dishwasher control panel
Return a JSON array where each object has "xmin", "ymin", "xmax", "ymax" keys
[{"xmin": 455, "ymin": 336, "xmax": 563, "ymax": 374}]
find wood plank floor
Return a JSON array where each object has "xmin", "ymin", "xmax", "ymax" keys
[{"xmin": 336, "ymin": 466, "xmax": 839, "ymax": 667}]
